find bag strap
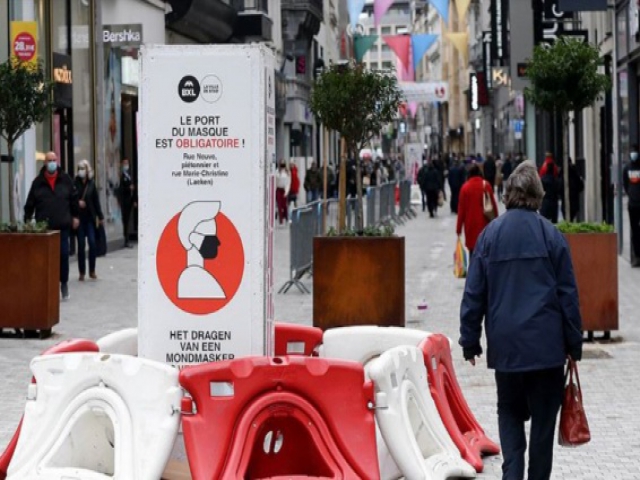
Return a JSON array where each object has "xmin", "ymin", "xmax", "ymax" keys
[{"xmin": 567, "ymin": 358, "xmax": 583, "ymax": 401}]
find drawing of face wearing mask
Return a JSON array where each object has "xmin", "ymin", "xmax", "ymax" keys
[{"xmin": 177, "ymin": 201, "xmax": 226, "ymax": 299}]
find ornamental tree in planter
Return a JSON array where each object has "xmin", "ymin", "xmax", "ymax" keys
[
  {"xmin": 0, "ymin": 58, "xmax": 54, "ymax": 224},
  {"xmin": 557, "ymin": 221, "xmax": 618, "ymax": 340},
  {"xmin": 0, "ymin": 59, "xmax": 56, "ymax": 338},
  {"xmin": 309, "ymin": 63, "xmax": 405, "ymax": 330},
  {"xmin": 524, "ymin": 37, "xmax": 610, "ymax": 221}
]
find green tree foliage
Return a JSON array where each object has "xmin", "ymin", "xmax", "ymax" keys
[
  {"xmin": 0, "ymin": 59, "xmax": 54, "ymax": 224},
  {"xmin": 524, "ymin": 37, "xmax": 610, "ymax": 114},
  {"xmin": 310, "ymin": 62, "xmax": 402, "ymax": 232},
  {"xmin": 524, "ymin": 38, "xmax": 610, "ymax": 221}
]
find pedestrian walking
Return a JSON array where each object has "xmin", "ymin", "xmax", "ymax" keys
[
  {"xmin": 117, "ymin": 158, "xmax": 136, "ymax": 248},
  {"xmin": 288, "ymin": 162, "xmax": 300, "ymax": 221},
  {"xmin": 448, "ymin": 160, "xmax": 466, "ymax": 214},
  {"xmin": 623, "ymin": 144, "xmax": 640, "ymax": 267},
  {"xmin": 304, "ymin": 162, "xmax": 322, "ymax": 203},
  {"xmin": 539, "ymin": 153, "xmax": 560, "ymax": 224},
  {"xmin": 456, "ymin": 164, "xmax": 498, "ymax": 258},
  {"xmin": 483, "ymin": 154, "xmax": 497, "ymax": 190},
  {"xmin": 74, "ymin": 160, "xmax": 104, "ymax": 280},
  {"xmin": 560, "ymin": 158, "xmax": 584, "ymax": 222},
  {"xmin": 417, "ymin": 160, "xmax": 429, "ymax": 212},
  {"xmin": 275, "ymin": 161, "xmax": 290, "ymax": 225},
  {"xmin": 421, "ymin": 162, "xmax": 443, "ymax": 218},
  {"xmin": 24, "ymin": 151, "xmax": 80, "ymax": 301},
  {"xmin": 459, "ymin": 161, "xmax": 583, "ymax": 480}
]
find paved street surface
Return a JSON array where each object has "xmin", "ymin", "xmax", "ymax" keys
[{"xmin": 1, "ymin": 202, "xmax": 639, "ymax": 479}]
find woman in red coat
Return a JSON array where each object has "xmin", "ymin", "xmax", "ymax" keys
[{"xmin": 456, "ymin": 164, "xmax": 499, "ymax": 257}]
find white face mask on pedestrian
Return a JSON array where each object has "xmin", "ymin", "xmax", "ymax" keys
[
  {"xmin": 78, "ymin": 169, "xmax": 87, "ymax": 179},
  {"xmin": 46, "ymin": 161, "xmax": 58, "ymax": 173},
  {"xmin": 631, "ymin": 152, "xmax": 639, "ymax": 162}
]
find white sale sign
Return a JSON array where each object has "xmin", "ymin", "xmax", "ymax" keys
[{"xmin": 138, "ymin": 45, "xmax": 275, "ymax": 367}]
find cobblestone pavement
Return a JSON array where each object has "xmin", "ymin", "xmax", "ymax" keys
[{"xmin": 1, "ymin": 202, "xmax": 639, "ymax": 479}]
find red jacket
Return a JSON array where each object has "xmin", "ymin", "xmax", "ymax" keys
[
  {"xmin": 456, "ymin": 177, "xmax": 499, "ymax": 250},
  {"xmin": 289, "ymin": 165, "xmax": 300, "ymax": 195}
]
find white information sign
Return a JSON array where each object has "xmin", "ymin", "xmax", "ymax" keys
[{"xmin": 139, "ymin": 45, "xmax": 275, "ymax": 367}]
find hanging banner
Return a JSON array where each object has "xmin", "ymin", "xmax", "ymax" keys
[
  {"xmin": 482, "ymin": 31, "xmax": 492, "ymax": 89},
  {"xmin": 138, "ymin": 45, "xmax": 275, "ymax": 367},
  {"xmin": 558, "ymin": 0, "xmax": 607, "ymax": 11},
  {"xmin": 411, "ymin": 34, "xmax": 438, "ymax": 71},
  {"xmin": 396, "ymin": 55, "xmax": 415, "ymax": 82},
  {"xmin": 383, "ymin": 35, "xmax": 411, "ymax": 70},
  {"xmin": 455, "ymin": 0, "xmax": 472, "ymax": 21},
  {"xmin": 445, "ymin": 32, "xmax": 469, "ymax": 65},
  {"xmin": 400, "ymin": 81, "xmax": 449, "ymax": 103},
  {"xmin": 490, "ymin": 0, "xmax": 508, "ymax": 63},
  {"xmin": 428, "ymin": 0, "xmax": 449, "ymax": 25},
  {"xmin": 348, "ymin": 0, "xmax": 367, "ymax": 31},
  {"xmin": 354, "ymin": 34, "xmax": 379, "ymax": 62},
  {"xmin": 408, "ymin": 102, "xmax": 419, "ymax": 118},
  {"xmin": 374, "ymin": 0, "xmax": 395, "ymax": 27},
  {"xmin": 10, "ymin": 21, "xmax": 38, "ymax": 68}
]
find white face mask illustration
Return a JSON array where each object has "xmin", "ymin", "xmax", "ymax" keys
[{"xmin": 177, "ymin": 201, "xmax": 226, "ymax": 299}]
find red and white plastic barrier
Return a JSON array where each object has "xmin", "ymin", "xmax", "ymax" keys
[
  {"xmin": 368, "ymin": 346, "xmax": 476, "ymax": 480},
  {"xmin": 179, "ymin": 356, "xmax": 380, "ymax": 480},
  {"xmin": 273, "ymin": 323, "xmax": 323, "ymax": 356},
  {"xmin": 0, "ymin": 339, "xmax": 100, "ymax": 480},
  {"xmin": 418, "ymin": 334, "xmax": 500, "ymax": 472},
  {"xmin": 6, "ymin": 353, "xmax": 181, "ymax": 480},
  {"xmin": 96, "ymin": 328, "xmax": 138, "ymax": 356}
]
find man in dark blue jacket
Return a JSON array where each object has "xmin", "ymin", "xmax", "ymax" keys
[{"xmin": 459, "ymin": 161, "xmax": 583, "ymax": 480}]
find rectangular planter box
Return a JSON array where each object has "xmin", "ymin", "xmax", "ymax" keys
[
  {"xmin": 564, "ymin": 232, "xmax": 618, "ymax": 333},
  {"xmin": 0, "ymin": 231, "xmax": 60, "ymax": 335},
  {"xmin": 313, "ymin": 236, "xmax": 405, "ymax": 330}
]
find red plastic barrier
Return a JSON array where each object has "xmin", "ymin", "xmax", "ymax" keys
[
  {"xmin": 179, "ymin": 356, "xmax": 379, "ymax": 480},
  {"xmin": 274, "ymin": 323, "xmax": 323, "ymax": 357},
  {"xmin": 0, "ymin": 339, "xmax": 99, "ymax": 480},
  {"xmin": 418, "ymin": 334, "xmax": 500, "ymax": 473}
]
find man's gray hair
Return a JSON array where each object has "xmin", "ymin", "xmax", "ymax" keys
[{"xmin": 503, "ymin": 161, "xmax": 544, "ymax": 211}]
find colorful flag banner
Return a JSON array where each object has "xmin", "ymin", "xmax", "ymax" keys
[
  {"xmin": 383, "ymin": 35, "xmax": 411, "ymax": 70},
  {"xmin": 429, "ymin": 0, "xmax": 449, "ymax": 25},
  {"xmin": 408, "ymin": 101, "xmax": 419, "ymax": 118},
  {"xmin": 354, "ymin": 35, "xmax": 379, "ymax": 62},
  {"xmin": 455, "ymin": 0, "xmax": 472, "ymax": 20},
  {"xmin": 348, "ymin": 0, "xmax": 367, "ymax": 31},
  {"xmin": 396, "ymin": 53, "xmax": 415, "ymax": 82},
  {"xmin": 374, "ymin": 0, "xmax": 395, "ymax": 26},
  {"xmin": 446, "ymin": 32, "xmax": 469, "ymax": 64},
  {"xmin": 411, "ymin": 34, "xmax": 437, "ymax": 71}
]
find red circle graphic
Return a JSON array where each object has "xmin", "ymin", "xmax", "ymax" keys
[{"xmin": 156, "ymin": 210, "xmax": 245, "ymax": 315}]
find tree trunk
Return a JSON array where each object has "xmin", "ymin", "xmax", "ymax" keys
[
  {"xmin": 562, "ymin": 112, "xmax": 570, "ymax": 222},
  {"xmin": 7, "ymin": 140, "xmax": 16, "ymax": 224},
  {"xmin": 338, "ymin": 137, "xmax": 347, "ymax": 234},
  {"xmin": 354, "ymin": 147, "xmax": 364, "ymax": 232}
]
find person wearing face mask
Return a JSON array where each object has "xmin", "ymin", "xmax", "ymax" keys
[
  {"xmin": 24, "ymin": 152, "xmax": 80, "ymax": 301},
  {"xmin": 623, "ymin": 144, "xmax": 640, "ymax": 267},
  {"xmin": 74, "ymin": 160, "xmax": 104, "ymax": 280},
  {"xmin": 117, "ymin": 158, "xmax": 137, "ymax": 248}
]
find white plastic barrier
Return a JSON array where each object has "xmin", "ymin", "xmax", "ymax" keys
[
  {"xmin": 320, "ymin": 326, "xmax": 435, "ymax": 480},
  {"xmin": 7, "ymin": 353, "xmax": 181, "ymax": 480},
  {"xmin": 319, "ymin": 326, "xmax": 432, "ymax": 367},
  {"xmin": 96, "ymin": 328, "xmax": 138, "ymax": 356},
  {"xmin": 368, "ymin": 346, "xmax": 476, "ymax": 480}
]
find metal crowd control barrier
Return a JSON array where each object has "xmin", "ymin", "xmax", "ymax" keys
[
  {"xmin": 278, "ymin": 201, "xmax": 321, "ymax": 294},
  {"xmin": 279, "ymin": 183, "xmax": 415, "ymax": 295}
]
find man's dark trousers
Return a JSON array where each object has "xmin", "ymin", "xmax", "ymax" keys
[
  {"xmin": 495, "ymin": 367, "xmax": 564, "ymax": 480},
  {"xmin": 60, "ymin": 228, "xmax": 70, "ymax": 284}
]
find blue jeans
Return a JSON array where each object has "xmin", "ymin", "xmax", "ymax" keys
[
  {"xmin": 60, "ymin": 228, "xmax": 70, "ymax": 284},
  {"xmin": 306, "ymin": 190, "xmax": 320, "ymax": 203},
  {"xmin": 495, "ymin": 367, "xmax": 564, "ymax": 480},
  {"xmin": 77, "ymin": 217, "xmax": 97, "ymax": 275}
]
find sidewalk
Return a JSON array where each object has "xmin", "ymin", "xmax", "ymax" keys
[{"xmin": 1, "ymin": 206, "xmax": 640, "ymax": 479}]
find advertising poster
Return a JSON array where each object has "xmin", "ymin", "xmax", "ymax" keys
[
  {"xmin": 10, "ymin": 21, "xmax": 38, "ymax": 68},
  {"xmin": 139, "ymin": 45, "xmax": 275, "ymax": 367}
]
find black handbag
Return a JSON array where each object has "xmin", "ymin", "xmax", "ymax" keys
[{"xmin": 96, "ymin": 222, "xmax": 108, "ymax": 257}]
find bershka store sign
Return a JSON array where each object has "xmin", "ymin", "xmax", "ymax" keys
[
  {"xmin": 139, "ymin": 45, "xmax": 276, "ymax": 367},
  {"xmin": 103, "ymin": 24, "xmax": 142, "ymax": 46}
]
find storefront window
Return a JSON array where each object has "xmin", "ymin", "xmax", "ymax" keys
[{"xmin": 70, "ymin": 0, "xmax": 93, "ymax": 168}]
